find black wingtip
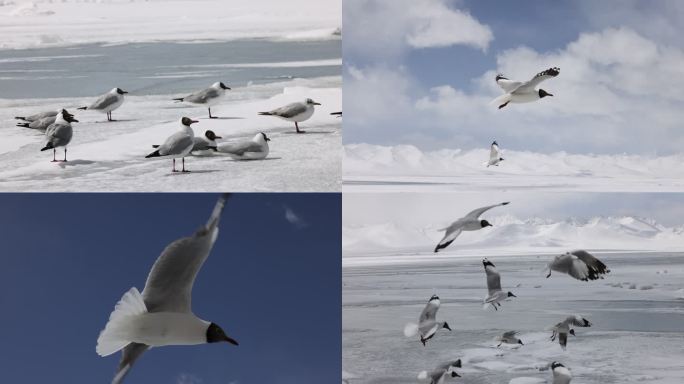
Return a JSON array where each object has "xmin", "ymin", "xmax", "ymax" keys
[
  {"xmin": 77, "ymin": 106, "xmax": 87, "ymax": 110},
  {"xmin": 40, "ymin": 143, "xmax": 54, "ymax": 151},
  {"xmin": 172, "ymin": 97, "xmax": 184, "ymax": 102},
  {"xmin": 14, "ymin": 116, "xmax": 26, "ymax": 121},
  {"xmin": 502, "ymin": 201, "xmax": 510, "ymax": 205},
  {"xmin": 145, "ymin": 150, "xmax": 161, "ymax": 158},
  {"xmin": 258, "ymin": 112, "xmax": 271, "ymax": 115},
  {"xmin": 17, "ymin": 123, "xmax": 29, "ymax": 128}
]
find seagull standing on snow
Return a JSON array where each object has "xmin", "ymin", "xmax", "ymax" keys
[
  {"xmin": 486, "ymin": 141, "xmax": 504, "ymax": 167},
  {"xmin": 173, "ymin": 82, "xmax": 231, "ymax": 119},
  {"xmin": 145, "ymin": 117, "xmax": 197, "ymax": 172},
  {"xmin": 17, "ymin": 109, "xmax": 74, "ymax": 131},
  {"xmin": 546, "ymin": 250, "xmax": 610, "ymax": 281},
  {"xmin": 404, "ymin": 295, "xmax": 452, "ymax": 346},
  {"xmin": 191, "ymin": 130, "xmax": 222, "ymax": 152},
  {"xmin": 218, "ymin": 132, "xmax": 270, "ymax": 160},
  {"xmin": 550, "ymin": 362, "xmax": 572, "ymax": 384},
  {"xmin": 40, "ymin": 109, "xmax": 78, "ymax": 162},
  {"xmin": 550, "ymin": 315, "xmax": 591, "ymax": 350},
  {"xmin": 493, "ymin": 67, "xmax": 559, "ymax": 109},
  {"xmin": 77, "ymin": 87, "xmax": 128, "ymax": 121},
  {"xmin": 417, "ymin": 359, "xmax": 462, "ymax": 384},
  {"xmin": 15, "ymin": 110, "xmax": 58, "ymax": 122},
  {"xmin": 483, "ymin": 259, "xmax": 516, "ymax": 310},
  {"xmin": 434, "ymin": 202, "xmax": 510, "ymax": 253},
  {"xmin": 496, "ymin": 331, "xmax": 524, "ymax": 347},
  {"xmin": 258, "ymin": 98, "xmax": 321, "ymax": 133},
  {"xmin": 96, "ymin": 194, "xmax": 238, "ymax": 384}
]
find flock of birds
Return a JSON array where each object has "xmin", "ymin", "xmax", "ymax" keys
[
  {"xmin": 484, "ymin": 67, "xmax": 561, "ymax": 168},
  {"xmin": 396, "ymin": 201, "xmax": 611, "ymax": 384},
  {"xmin": 14, "ymin": 82, "xmax": 338, "ymax": 171}
]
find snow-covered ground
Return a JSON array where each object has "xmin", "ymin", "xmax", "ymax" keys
[
  {"xmin": 343, "ymin": 144, "xmax": 684, "ymax": 192},
  {"xmin": 0, "ymin": 0, "xmax": 341, "ymax": 50},
  {"xmin": 0, "ymin": 77, "xmax": 341, "ymax": 191},
  {"xmin": 343, "ymin": 253, "xmax": 684, "ymax": 384}
]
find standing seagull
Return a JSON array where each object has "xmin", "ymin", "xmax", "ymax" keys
[
  {"xmin": 17, "ymin": 109, "xmax": 74, "ymax": 131},
  {"xmin": 15, "ymin": 110, "xmax": 58, "ymax": 122},
  {"xmin": 486, "ymin": 141, "xmax": 504, "ymax": 167},
  {"xmin": 191, "ymin": 130, "xmax": 222, "ymax": 152},
  {"xmin": 418, "ymin": 359, "xmax": 462, "ymax": 384},
  {"xmin": 550, "ymin": 315, "xmax": 591, "ymax": 350},
  {"xmin": 218, "ymin": 132, "xmax": 270, "ymax": 160},
  {"xmin": 404, "ymin": 295, "xmax": 452, "ymax": 346},
  {"xmin": 493, "ymin": 67, "xmax": 559, "ymax": 109},
  {"xmin": 77, "ymin": 87, "xmax": 128, "ymax": 121},
  {"xmin": 145, "ymin": 117, "xmax": 197, "ymax": 172},
  {"xmin": 495, "ymin": 331, "xmax": 524, "ymax": 347},
  {"xmin": 258, "ymin": 98, "xmax": 321, "ymax": 133},
  {"xmin": 483, "ymin": 259, "xmax": 516, "ymax": 310},
  {"xmin": 546, "ymin": 250, "xmax": 610, "ymax": 281},
  {"xmin": 550, "ymin": 362, "xmax": 572, "ymax": 384},
  {"xmin": 173, "ymin": 82, "xmax": 231, "ymax": 119},
  {"xmin": 96, "ymin": 194, "xmax": 238, "ymax": 384},
  {"xmin": 434, "ymin": 202, "xmax": 509, "ymax": 253},
  {"xmin": 40, "ymin": 109, "xmax": 78, "ymax": 162}
]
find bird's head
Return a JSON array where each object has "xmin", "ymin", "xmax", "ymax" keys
[
  {"xmin": 205, "ymin": 130, "xmax": 221, "ymax": 140},
  {"xmin": 569, "ymin": 329, "xmax": 576, "ymax": 336},
  {"xmin": 551, "ymin": 361, "xmax": 565, "ymax": 370},
  {"xmin": 181, "ymin": 117, "xmax": 199, "ymax": 126},
  {"xmin": 495, "ymin": 74, "xmax": 508, "ymax": 81},
  {"xmin": 61, "ymin": 109, "xmax": 78, "ymax": 123},
  {"xmin": 480, "ymin": 219, "xmax": 493, "ymax": 228},
  {"xmin": 306, "ymin": 98, "xmax": 321, "ymax": 106},
  {"xmin": 115, "ymin": 87, "xmax": 128, "ymax": 95},
  {"xmin": 429, "ymin": 294, "xmax": 440, "ymax": 302},
  {"xmin": 206, "ymin": 323, "xmax": 239, "ymax": 346},
  {"xmin": 450, "ymin": 371, "xmax": 461, "ymax": 378},
  {"xmin": 518, "ymin": 339, "xmax": 524, "ymax": 345},
  {"xmin": 442, "ymin": 322, "xmax": 452, "ymax": 331},
  {"xmin": 256, "ymin": 132, "xmax": 271, "ymax": 142},
  {"xmin": 539, "ymin": 89, "xmax": 553, "ymax": 98},
  {"xmin": 507, "ymin": 291, "xmax": 517, "ymax": 298},
  {"xmin": 218, "ymin": 82, "xmax": 231, "ymax": 90}
]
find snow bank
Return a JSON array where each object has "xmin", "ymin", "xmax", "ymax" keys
[{"xmin": 0, "ymin": 0, "xmax": 341, "ymax": 49}]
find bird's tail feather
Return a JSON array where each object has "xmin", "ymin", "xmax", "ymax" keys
[
  {"xmin": 96, "ymin": 287, "xmax": 147, "ymax": 357},
  {"xmin": 77, "ymin": 106, "xmax": 87, "ymax": 110},
  {"xmin": 151, "ymin": 145, "xmax": 160, "ymax": 148},
  {"xmin": 145, "ymin": 149, "xmax": 161, "ymax": 158},
  {"xmin": 40, "ymin": 143, "xmax": 54, "ymax": 151},
  {"xmin": 404, "ymin": 322, "xmax": 419, "ymax": 337},
  {"xmin": 490, "ymin": 93, "xmax": 512, "ymax": 108},
  {"xmin": 17, "ymin": 123, "xmax": 29, "ymax": 128},
  {"xmin": 14, "ymin": 116, "xmax": 26, "ymax": 121},
  {"xmin": 172, "ymin": 97, "xmax": 184, "ymax": 102},
  {"xmin": 258, "ymin": 112, "xmax": 272, "ymax": 115}
]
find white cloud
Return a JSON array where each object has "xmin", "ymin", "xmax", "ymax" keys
[{"xmin": 284, "ymin": 206, "xmax": 308, "ymax": 229}]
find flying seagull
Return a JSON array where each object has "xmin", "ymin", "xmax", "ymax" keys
[
  {"xmin": 483, "ymin": 258, "xmax": 516, "ymax": 310},
  {"xmin": 546, "ymin": 250, "xmax": 610, "ymax": 281},
  {"xmin": 493, "ymin": 67, "xmax": 559, "ymax": 109},
  {"xmin": 486, "ymin": 141, "xmax": 504, "ymax": 167},
  {"xmin": 172, "ymin": 82, "xmax": 231, "ymax": 119},
  {"xmin": 218, "ymin": 132, "xmax": 270, "ymax": 160},
  {"xmin": 496, "ymin": 331, "xmax": 524, "ymax": 347},
  {"xmin": 96, "ymin": 194, "xmax": 238, "ymax": 384},
  {"xmin": 258, "ymin": 98, "xmax": 321, "ymax": 133},
  {"xmin": 417, "ymin": 359, "xmax": 462, "ymax": 384},
  {"xmin": 40, "ymin": 109, "xmax": 79, "ymax": 162},
  {"xmin": 404, "ymin": 294, "xmax": 451, "ymax": 346},
  {"xmin": 77, "ymin": 87, "xmax": 128, "ymax": 121},
  {"xmin": 146, "ymin": 117, "xmax": 197, "ymax": 172},
  {"xmin": 550, "ymin": 315, "xmax": 591, "ymax": 350},
  {"xmin": 434, "ymin": 202, "xmax": 509, "ymax": 253}
]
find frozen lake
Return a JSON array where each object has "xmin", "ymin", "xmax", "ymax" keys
[{"xmin": 343, "ymin": 252, "xmax": 684, "ymax": 383}]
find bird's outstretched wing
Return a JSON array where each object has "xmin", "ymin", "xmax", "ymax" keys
[
  {"xmin": 489, "ymin": 142, "xmax": 500, "ymax": 162},
  {"xmin": 419, "ymin": 297, "xmax": 440, "ymax": 324},
  {"xmin": 515, "ymin": 67, "xmax": 560, "ymax": 93},
  {"xmin": 464, "ymin": 202, "xmax": 510, "ymax": 220},
  {"xmin": 112, "ymin": 343, "xmax": 149, "ymax": 384},
  {"xmin": 495, "ymin": 74, "xmax": 522, "ymax": 93},
  {"xmin": 483, "ymin": 259, "xmax": 502, "ymax": 295},
  {"xmin": 434, "ymin": 227, "xmax": 462, "ymax": 253}
]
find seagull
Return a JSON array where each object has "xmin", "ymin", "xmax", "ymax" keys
[
  {"xmin": 486, "ymin": 141, "xmax": 504, "ymax": 167},
  {"xmin": 493, "ymin": 67, "xmax": 559, "ymax": 109},
  {"xmin": 77, "ymin": 87, "xmax": 128, "ymax": 121},
  {"xmin": 218, "ymin": 132, "xmax": 270, "ymax": 160},
  {"xmin": 418, "ymin": 359, "xmax": 462, "ymax": 384},
  {"xmin": 40, "ymin": 109, "xmax": 79, "ymax": 162},
  {"xmin": 496, "ymin": 331, "xmax": 524, "ymax": 347},
  {"xmin": 145, "ymin": 117, "xmax": 197, "ymax": 172},
  {"xmin": 545, "ymin": 250, "xmax": 610, "ymax": 281},
  {"xmin": 550, "ymin": 315, "xmax": 591, "ymax": 350},
  {"xmin": 192, "ymin": 130, "xmax": 222, "ymax": 152},
  {"xmin": 172, "ymin": 82, "xmax": 231, "ymax": 119},
  {"xmin": 404, "ymin": 294, "xmax": 452, "ymax": 346},
  {"xmin": 15, "ymin": 110, "xmax": 58, "ymax": 122},
  {"xmin": 434, "ymin": 202, "xmax": 510, "ymax": 253},
  {"xmin": 96, "ymin": 194, "xmax": 238, "ymax": 384},
  {"xmin": 258, "ymin": 98, "xmax": 321, "ymax": 133},
  {"xmin": 550, "ymin": 362, "xmax": 572, "ymax": 384},
  {"xmin": 483, "ymin": 259, "xmax": 516, "ymax": 310},
  {"xmin": 17, "ymin": 109, "xmax": 74, "ymax": 131}
]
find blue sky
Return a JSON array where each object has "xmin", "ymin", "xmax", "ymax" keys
[
  {"xmin": 344, "ymin": 0, "xmax": 684, "ymax": 154},
  {"xmin": 0, "ymin": 193, "xmax": 340, "ymax": 384}
]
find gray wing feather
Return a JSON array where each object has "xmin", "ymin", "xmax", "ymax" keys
[
  {"xmin": 218, "ymin": 141, "xmax": 262, "ymax": 156},
  {"xmin": 464, "ymin": 202, "xmax": 509, "ymax": 220},
  {"xmin": 270, "ymin": 102, "xmax": 307, "ymax": 118},
  {"xmin": 46, "ymin": 123, "xmax": 73, "ymax": 147},
  {"xmin": 419, "ymin": 300, "xmax": 438, "ymax": 324},
  {"xmin": 26, "ymin": 116, "xmax": 56, "ymax": 130},
  {"xmin": 559, "ymin": 332, "xmax": 567, "ymax": 349},
  {"xmin": 112, "ymin": 343, "xmax": 149, "ymax": 384},
  {"xmin": 142, "ymin": 195, "xmax": 228, "ymax": 313},
  {"xmin": 496, "ymin": 78, "xmax": 522, "ymax": 93},
  {"xmin": 159, "ymin": 132, "xmax": 194, "ymax": 156},
  {"xmin": 485, "ymin": 264, "xmax": 502, "ymax": 294},
  {"xmin": 502, "ymin": 330, "xmax": 518, "ymax": 338},
  {"xmin": 91, "ymin": 93, "xmax": 120, "ymax": 110},
  {"xmin": 185, "ymin": 88, "xmax": 220, "ymax": 104},
  {"xmin": 515, "ymin": 67, "xmax": 560, "ymax": 93}
]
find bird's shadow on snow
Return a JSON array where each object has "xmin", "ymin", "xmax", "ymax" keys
[
  {"xmin": 200, "ymin": 116, "xmax": 245, "ymax": 120},
  {"xmin": 56, "ymin": 159, "xmax": 95, "ymax": 168},
  {"xmin": 92, "ymin": 119, "xmax": 137, "ymax": 123},
  {"xmin": 163, "ymin": 169, "xmax": 221, "ymax": 176},
  {"xmin": 281, "ymin": 130, "xmax": 336, "ymax": 135}
]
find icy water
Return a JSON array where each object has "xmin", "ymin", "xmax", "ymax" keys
[
  {"xmin": 0, "ymin": 39, "xmax": 340, "ymax": 99},
  {"xmin": 343, "ymin": 253, "xmax": 684, "ymax": 383}
]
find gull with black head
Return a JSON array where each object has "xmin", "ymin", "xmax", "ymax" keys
[
  {"xmin": 483, "ymin": 258, "xmax": 517, "ymax": 310},
  {"xmin": 40, "ymin": 109, "xmax": 79, "ymax": 162},
  {"xmin": 77, "ymin": 87, "xmax": 128, "ymax": 121},
  {"xmin": 434, "ymin": 202, "xmax": 509, "ymax": 253},
  {"xmin": 258, "ymin": 98, "xmax": 321, "ymax": 133},
  {"xmin": 493, "ymin": 67, "xmax": 559, "ymax": 109},
  {"xmin": 404, "ymin": 294, "xmax": 452, "ymax": 346},
  {"xmin": 173, "ymin": 82, "xmax": 231, "ymax": 119}
]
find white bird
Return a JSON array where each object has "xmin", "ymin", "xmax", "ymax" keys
[
  {"xmin": 550, "ymin": 315, "xmax": 591, "ymax": 350},
  {"xmin": 486, "ymin": 141, "xmax": 504, "ymax": 167},
  {"xmin": 496, "ymin": 331, "xmax": 524, "ymax": 347},
  {"xmin": 418, "ymin": 359, "xmax": 462, "ymax": 384},
  {"xmin": 173, "ymin": 82, "xmax": 231, "ymax": 119},
  {"xmin": 17, "ymin": 109, "xmax": 74, "ymax": 131},
  {"xmin": 145, "ymin": 117, "xmax": 197, "ymax": 172},
  {"xmin": 546, "ymin": 250, "xmax": 610, "ymax": 281},
  {"xmin": 434, "ymin": 202, "xmax": 509, "ymax": 253},
  {"xmin": 191, "ymin": 130, "xmax": 222, "ymax": 152},
  {"xmin": 493, "ymin": 67, "xmax": 559, "ymax": 109},
  {"xmin": 551, "ymin": 362, "xmax": 572, "ymax": 384},
  {"xmin": 15, "ymin": 110, "xmax": 58, "ymax": 122},
  {"xmin": 96, "ymin": 194, "xmax": 238, "ymax": 384},
  {"xmin": 40, "ymin": 109, "xmax": 79, "ymax": 162},
  {"xmin": 258, "ymin": 98, "xmax": 321, "ymax": 133},
  {"xmin": 77, "ymin": 87, "xmax": 128, "ymax": 121},
  {"xmin": 218, "ymin": 132, "xmax": 270, "ymax": 160},
  {"xmin": 404, "ymin": 294, "xmax": 452, "ymax": 346},
  {"xmin": 483, "ymin": 258, "xmax": 516, "ymax": 310}
]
